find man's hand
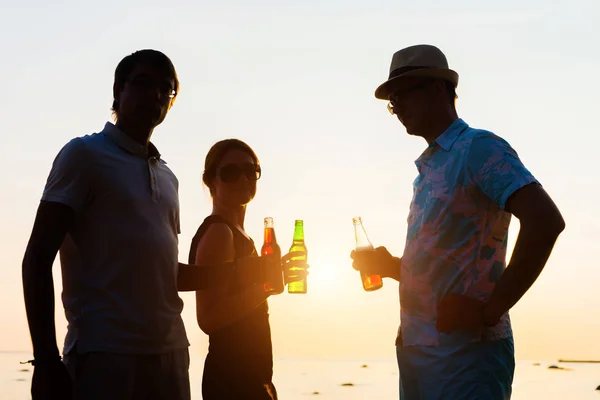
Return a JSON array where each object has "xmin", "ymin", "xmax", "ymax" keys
[
  {"xmin": 350, "ymin": 246, "xmax": 401, "ymax": 281},
  {"xmin": 281, "ymin": 251, "xmax": 310, "ymax": 285},
  {"xmin": 261, "ymin": 253, "xmax": 286, "ymax": 295},
  {"xmin": 31, "ymin": 358, "xmax": 72, "ymax": 400},
  {"xmin": 436, "ymin": 294, "xmax": 487, "ymax": 335},
  {"xmin": 236, "ymin": 253, "xmax": 310, "ymax": 290},
  {"xmin": 237, "ymin": 254, "xmax": 285, "ymax": 294}
]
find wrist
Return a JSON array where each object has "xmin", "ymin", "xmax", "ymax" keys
[
  {"xmin": 385, "ymin": 257, "xmax": 401, "ymax": 280},
  {"xmin": 26, "ymin": 353, "xmax": 62, "ymax": 366}
]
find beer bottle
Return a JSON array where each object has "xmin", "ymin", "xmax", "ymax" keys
[
  {"xmin": 287, "ymin": 220, "xmax": 308, "ymax": 294},
  {"xmin": 261, "ymin": 217, "xmax": 284, "ymax": 295},
  {"xmin": 353, "ymin": 216, "xmax": 383, "ymax": 291}
]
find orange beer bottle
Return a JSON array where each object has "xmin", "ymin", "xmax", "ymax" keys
[
  {"xmin": 261, "ymin": 217, "xmax": 284, "ymax": 295},
  {"xmin": 353, "ymin": 216, "xmax": 383, "ymax": 291}
]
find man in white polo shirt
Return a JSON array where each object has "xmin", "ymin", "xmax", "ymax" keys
[{"xmin": 22, "ymin": 49, "xmax": 219, "ymax": 400}]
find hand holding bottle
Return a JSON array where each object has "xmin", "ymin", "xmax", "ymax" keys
[
  {"xmin": 286, "ymin": 219, "xmax": 309, "ymax": 293},
  {"xmin": 282, "ymin": 251, "xmax": 310, "ymax": 286},
  {"xmin": 235, "ymin": 254, "xmax": 281, "ymax": 290},
  {"xmin": 261, "ymin": 217, "xmax": 285, "ymax": 295},
  {"xmin": 352, "ymin": 216, "xmax": 383, "ymax": 291},
  {"xmin": 350, "ymin": 246, "xmax": 401, "ymax": 282},
  {"xmin": 261, "ymin": 253, "xmax": 286, "ymax": 296}
]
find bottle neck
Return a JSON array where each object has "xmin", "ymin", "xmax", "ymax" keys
[
  {"xmin": 292, "ymin": 224, "xmax": 304, "ymax": 242},
  {"xmin": 354, "ymin": 223, "xmax": 372, "ymax": 249},
  {"xmin": 264, "ymin": 227, "xmax": 277, "ymax": 244}
]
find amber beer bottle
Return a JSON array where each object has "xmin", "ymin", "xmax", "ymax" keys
[
  {"xmin": 261, "ymin": 217, "xmax": 284, "ymax": 295},
  {"xmin": 353, "ymin": 216, "xmax": 383, "ymax": 291},
  {"xmin": 287, "ymin": 220, "xmax": 308, "ymax": 294}
]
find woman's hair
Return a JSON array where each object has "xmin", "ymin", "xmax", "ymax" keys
[{"xmin": 202, "ymin": 139, "xmax": 260, "ymax": 196}]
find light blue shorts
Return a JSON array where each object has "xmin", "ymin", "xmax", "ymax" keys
[{"xmin": 396, "ymin": 337, "xmax": 515, "ymax": 400}]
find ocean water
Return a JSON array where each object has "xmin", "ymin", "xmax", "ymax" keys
[{"xmin": 2, "ymin": 351, "xmax": 599, "ymax": 399}]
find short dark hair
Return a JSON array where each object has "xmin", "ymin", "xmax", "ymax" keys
[
  {"xmin": 202, "ymin": 139, "xmax": 260, "ymax": 196},
  {"xmin": 111, "ymin": 49, "xmax": 180, "ymax": 117}
]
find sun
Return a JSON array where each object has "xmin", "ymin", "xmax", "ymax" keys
[{"xmin": 306, "ymin": 260, "xmax": 344, "ymax": 294}]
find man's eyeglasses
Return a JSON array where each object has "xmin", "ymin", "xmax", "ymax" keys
[
  {"xmin": 127, "ymin": 75, "xmax": 177, "ymax": 99},
  {"xmin": 218, "ymin": 163, "xmax": 262, "ymax": 183},
  {"xmin": 386, "ymin": 80, "xmax": 433, "ymax": 115}
]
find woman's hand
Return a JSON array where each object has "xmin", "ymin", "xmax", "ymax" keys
[{"xmin": 281, "ymin": 251, "xmax": 310, "ymax": 285}]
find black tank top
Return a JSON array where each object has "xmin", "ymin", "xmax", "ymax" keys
[{"xmin": 188, "ymin": 215, "xmax": 274, "ymax": 384}]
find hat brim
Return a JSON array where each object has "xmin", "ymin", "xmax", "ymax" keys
[{"xmin": 374, "ymin": 69, "xmax": 459, "ymax": 100}]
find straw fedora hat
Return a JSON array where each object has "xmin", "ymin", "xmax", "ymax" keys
[{"xmin": 374, "ymin": 44, "xmax": 459, "ymax": 100}]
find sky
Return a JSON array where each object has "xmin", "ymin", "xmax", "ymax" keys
[{"xmin": 1, "ymin": 0, "xmax": 599, "ymax": 362}]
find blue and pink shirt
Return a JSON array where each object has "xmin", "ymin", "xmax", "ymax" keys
[{"xmin": 399, "ymin": 118, "xmax": 539, "ymax": 347}]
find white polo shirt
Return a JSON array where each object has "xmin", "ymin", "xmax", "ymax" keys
[{"xmin": 42, "ymin": 122, "xmax": 189, "ymax": 355}]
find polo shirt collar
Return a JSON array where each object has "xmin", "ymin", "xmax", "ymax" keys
[{"xmin": 102, "ymin": 122, "xmax": 162, "ymax": 160}]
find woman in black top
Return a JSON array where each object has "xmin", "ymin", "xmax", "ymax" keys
[{"xmin": 190, "ymin": 139, "xmax": 304, "ymax": 400}]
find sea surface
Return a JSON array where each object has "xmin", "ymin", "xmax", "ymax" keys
[{"xmin": 2, "ymin": 351, "xmax": 599, "ymax": 399}]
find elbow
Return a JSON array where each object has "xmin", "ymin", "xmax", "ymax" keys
[
  {"xmin": 198, "ymin": 322, "xmax": 210, "ymax": 335},
  {"xmin": 196, "ymin": 313, "xmax": 217, "ymax": 336},
  {"xmin": 522, "ymin": 211, "xmax": 566, "ymax": 241},
  {"xmin": 547, "ymin": 209, "xmax": 566, "ymax": 238},
  {"xmin": 22, "ymin": 255, "xmax": 32, "ymax": 281},
  {"xmin": 555, "ymin": 215, "xmax": 566, "ymax": 236},
  {"xmin": 198, "ymin": 321, "xmax": 215, "ymax": 336}
]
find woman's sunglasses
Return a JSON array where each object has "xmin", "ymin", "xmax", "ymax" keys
[{"xmin": 218, "ymin": 163, "xmax": 261, "ymax": 183}]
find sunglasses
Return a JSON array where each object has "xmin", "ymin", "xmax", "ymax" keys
[
  {"xmin": 387, "ymin": 80, "xmax": 434, "ymax": 114},
  {"xmin": 218, "ymin": 163, "xmax": 261, "ymax": 183}
]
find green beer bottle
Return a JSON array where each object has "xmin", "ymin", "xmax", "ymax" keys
[{"xmin": 287, "ymin": 220, "xmax": 308, "ymax": 294}]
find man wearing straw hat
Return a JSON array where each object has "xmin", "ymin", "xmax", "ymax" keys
[{"xmin": 351, "ymin": 44, "xmax": 565, "ymax": 399}]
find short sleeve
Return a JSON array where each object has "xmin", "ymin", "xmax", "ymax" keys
[
  {"xmin": 41, "ymin": 138, "xmax": 92, "ymax": 213},
  {"xmin": 467, "ymin": 132, "xmax": 539, "ymax": 209}
]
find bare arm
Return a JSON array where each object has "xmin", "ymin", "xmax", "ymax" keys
[
  {"xmin": 177, "ymin": 262, "xmax": 235, "ymax": 291},
  {"xmin": 22, "ymin": 201, "xmax": 74, "ymax": 362},
  {"xmin": 483, "ymin": 183, "xmax": 565, "ymax": 325},
  {"xmin": 195, "ymin": 223, "xmax": 268, "ymax": 335}
]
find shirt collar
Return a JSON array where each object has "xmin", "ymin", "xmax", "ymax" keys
[
  {"xmin": 434, "ymin": 118, "xmax": 468, "ymax": 152},
  {"xmin": 102, "ymin": 122, "xmax": 163, "ymax": 160},
  {"xmin": 414, "ymin": 118, "xmax": 469, "ymax": 169}
]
